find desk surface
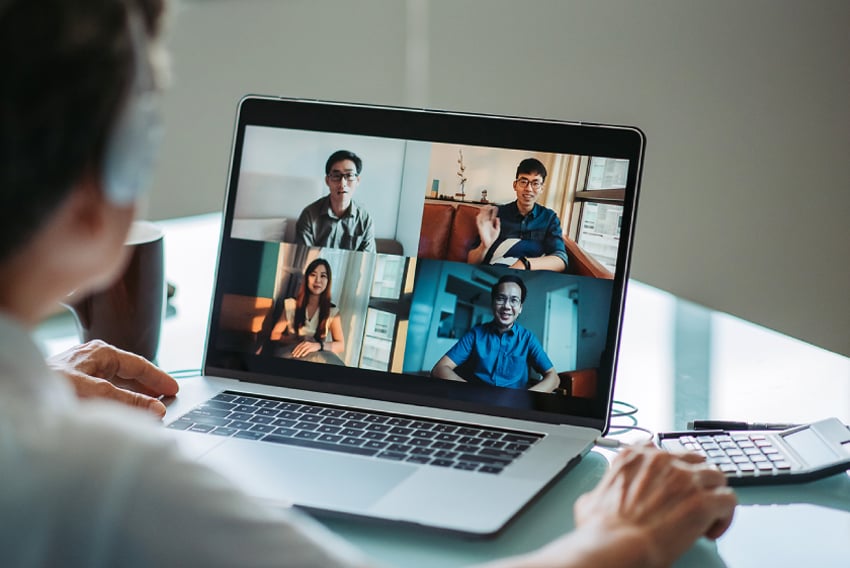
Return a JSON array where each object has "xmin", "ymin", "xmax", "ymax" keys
[{"xmin": 35, "ymin": 214, "xmax": 850, "ymax": 567}]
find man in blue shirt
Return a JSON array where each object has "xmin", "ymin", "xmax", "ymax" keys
[
  {"xmin": 431, "ymin": 275, "xmax": 560, "ymax": 392},
  {"xmin": 467, "ymin": 158, "xmax": 568, "ymax": 272}
]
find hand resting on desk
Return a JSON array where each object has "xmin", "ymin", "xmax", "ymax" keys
[
  {"xmin": 483, "ymin": 443, "xmax": 737, "ymax": 568},
  {"xmin": 47, "ymin": 340, "xmax": 179, "ymax": 419}
]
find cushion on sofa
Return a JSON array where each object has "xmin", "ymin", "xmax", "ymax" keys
[
  {"xmin": 446, "ymin": 204, "xmax": 482, "ymax": 263},
  {"xmin": 417, "ymin": 203, "xmax": 455, "ymax": 259}
]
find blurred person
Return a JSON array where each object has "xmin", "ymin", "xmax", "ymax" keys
[{"xmin": 0, "ymin": 1, "xmax": 735, "ymax": 565}]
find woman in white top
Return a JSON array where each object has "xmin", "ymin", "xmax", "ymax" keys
[{"xmin": 269, "ymin": 258, "xmax": 345, "ymax": 358}]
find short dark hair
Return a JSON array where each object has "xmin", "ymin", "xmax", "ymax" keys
[
  {"xmin": 325, "ymin": 150, "xmax": 362, "ymax": 175},
  {"xmin": 491, "ymin": 274, "xmax": 527, "ymax": 304},
  {"xmin": 516, "ymin": 158, "xmax": 547, "ymax": 182},
  {"xmin": 0, "ymin": 0, "xmax": 167, "ymax": 262}
]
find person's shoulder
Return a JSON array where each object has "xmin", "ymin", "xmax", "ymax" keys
[{"xmin": 303, "ymin": 195, "xmax": 329, "ymax": 213}]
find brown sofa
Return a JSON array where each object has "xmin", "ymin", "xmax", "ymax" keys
[{"xmin": 417, "ymin": 202, "xmax": 613, "ymax": 278}]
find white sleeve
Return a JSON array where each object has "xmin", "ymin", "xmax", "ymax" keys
[{"xmin": 106, "ymin": 430, "xmax": 377, "ymax": 568}]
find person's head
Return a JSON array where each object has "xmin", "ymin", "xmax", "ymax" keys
[
  {"xmin": 302, "ymin": 258, "xmax": 331, "ymax": 300},
  {"xmin": 294, "ymin": 258, "xmax": 333, "ymax": 340},
  {"xmin": 513, "ymin": 158, "xmax": 547, "ymax": 212},
  {"xmin": 490, "ymin": 274, "xmax": 526, "ymax": 330},
  {"xmin": 324, "ymin": 150, "xmax": 362, "ymax": 213},
  {"xmin": 0, "ymin": 0, "xmax": 168, "ymax": 315}
]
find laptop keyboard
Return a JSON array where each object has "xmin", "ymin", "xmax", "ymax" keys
[{"xmin": 167, "ymin": 391, "xmax": 542, "ymax": 474}]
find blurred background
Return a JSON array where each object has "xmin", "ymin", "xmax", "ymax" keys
[{"xmin": 145, "ymin": 0, "xmax": 850, "ymax": 357}]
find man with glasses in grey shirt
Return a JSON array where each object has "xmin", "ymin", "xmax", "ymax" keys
[{"xmin": 295, "ymin": 150, "xmax": 376, "ymax": 252}]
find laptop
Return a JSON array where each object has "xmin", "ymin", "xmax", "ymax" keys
[{"xmin": 164, "ymin": 96, "xmax": 645, "ymax": 537}]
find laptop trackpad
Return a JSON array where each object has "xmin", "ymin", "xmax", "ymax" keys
[{"xmin": 200, "ymin": 439, "xmax": 415, "ymax": 511}]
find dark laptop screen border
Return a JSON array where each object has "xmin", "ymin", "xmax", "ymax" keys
[{"xmin": 203, "ymin": 96, "xmax": 644, "ymax": 431}]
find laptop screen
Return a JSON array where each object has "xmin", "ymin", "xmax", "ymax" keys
[{"xmin": 205, "ymin": 97, "xmax": 644, "ymax": 429}]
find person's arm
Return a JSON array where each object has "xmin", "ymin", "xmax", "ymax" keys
[
  {"xmin": 47, "ymin": 340, "xmax": 179, "ymax": 418},
  {"xmin": 541, "ymin": 212, "xmax": 569, "ymax": 272},
  {"xmin": 358, "ymin": 214, "xmax": 376, "ymax": 252},
  {"xmin": 508, "ymin": 255, "xmax": 567, "ymax": 272},
  {"xmin": 430, "ymin": 355, "xmax": 468, "ymax": 382},
  {"xmin": 467, "ymin": 206, "xmax": 500, "ymax": 264},
  {"xmin": 476, "ymin": 445, "xmax": 737, "ymax": 568},
  {"xmin": 294, "ymin": 208, "xmax": 315, "ymax": 246},
  {"xmin": 324, "ymin": 313, "xmax": 346, "ymax": 354},
  {"xmin": 528, "ymin": 367, "xmax": 559, "ymax": 393}
]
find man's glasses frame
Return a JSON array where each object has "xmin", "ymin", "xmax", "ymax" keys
[
  {"xmin": 327, "ymin": 172, "xmax": 359, "ymax": 183},
  {"xmin": 514, "ymin": 177, "xmax": 544, "ymax": 190}
]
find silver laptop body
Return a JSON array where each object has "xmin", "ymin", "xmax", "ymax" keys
[{"xmin": 164, "ymin": 96, "xmax": 645, "ymax": 537}]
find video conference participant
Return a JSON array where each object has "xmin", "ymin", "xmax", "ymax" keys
[
  {"xmin": 467, "ymin": 158, "xmax": 569, "ymax": 272},
  {"xmin": 295, "ymin": 150, "xmax": 376, "ymax": 252},
  {"xmin": 431, "ymin": 275, "xmax": 560, "ymax": 392},
  {"xmin": 258, "ymin": 258, "xmax": 345, "ymax": 361},
  {"xmin": 0, "ymin": 1, "xmax": 736, "ymax": 564}
]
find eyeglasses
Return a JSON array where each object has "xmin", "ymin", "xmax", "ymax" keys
[
  {"xmin": 493, "ymin": 294, "xmax": 521, "ymax": 307},
  {"xmin": 327, "ymin": 172, "xmax": 358, "ymax": 183},
  {"xmin": 515, "ymin": 178, "xmax": 543, "ymax": 190}
]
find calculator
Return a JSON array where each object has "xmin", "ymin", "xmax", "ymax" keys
[{"xmin": 656, "ymin": 417, "xmax": 850, "ymax": 486}]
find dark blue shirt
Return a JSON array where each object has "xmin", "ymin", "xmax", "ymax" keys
[
  {"xmin": 444, "ymin": 321, "xmax": 554, "ymax": 389},
  {"xmin": 481, "ymin": 201, "xmax": 568, "ymax": 269}
]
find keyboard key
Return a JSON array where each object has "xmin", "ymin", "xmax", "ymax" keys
[
  {"xmin": 318, "ymin": 434, "xmax": 343, "ymax": 443},
  {"xmin": 262, "ymin": 434, "xmax": 378, "ymax": 457},
  {"xmin": 363, "ymin": 441, "xmax": 389, "ymax": 450},
  {"xmin": 432, "ymin": 424, "xmax": 457, "ymax": 433},
  {"xmin": 228, "ymin": 420, "xmax": 254, "ymax": 430},
  {"xmin": 250, "ymin": 424, "xmax": 276, "ymax": 433},
  {"xmin": 233, "ymin": 430, "xmax": 265, "ymax": 440},
  {"xmin": 406, "ymin": 456, "xmax": 431, "ymax": 464},
  {"xmin": 255, "ymin": 408, "xmax": 280, "ymax": 417},
  {"xmin": 295, "ymin": 431, "xmax": 320, "ymax": 440},
  {"xmin": 387, "ymin": 417, "xmax": 413, "ymax": 427},
  {"xmin": 212, "ymin": 393, "xmax": 237, "ymax": 403},
  {"xmin": 456, "ymin": 428, "xmax": 479, "ymax": 436},
  {"xmin": 502, "ymin": 434, "xmax": 539, "ymax": 444},
  {"xmin": 188, "ymin": 423, "xmax": 215, "ymax": 433},
  {"xmin": 233, "ymin": 397, "xmax": 261, "ymax": 406},
  {"xmin": 320, "ymin": 408, "xmax": 345, "ymax": 418},
  {"xmin": 341, "ymin": 437, "xmax": 365, "ymax": 447},
  {"xmin": 479, "ymin": 466, "xmax": 504, "ymax": 474},
  {"xmin": 431, "ymin": 459, "xmax": 455, "ymax": 467},
  {"xmin": 339, "ymin": 428, "xmax": 366, "ymax": 438},
  {"xmin": 228, "ymin": 412, "xmax": 254, "ymax": 422},
  {"xmin": 454, "ymin": 462, "xmax": 478, "ymax": 471},
  {"xmin": 167, "ymin": 419, "xmax": 193, "ymax": 430},
  {"xmin": 322, "ymin": 417, "xmax": 347, "ymax": 426},
  {"xmin": 378, "ymin": 451, "xmax": 407, "ymax": 461},
  {"xmin": 233, "ymin": 404, "xmax": 258, "ymax": 413}
]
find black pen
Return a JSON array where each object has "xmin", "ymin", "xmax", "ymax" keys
[{"xmin": 688, "ymin": 420, "xmax": 801, "ymax": 431}]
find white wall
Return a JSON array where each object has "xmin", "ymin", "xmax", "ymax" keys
[{"xmin": 148, "ymin": 0, "xmax": 850, "ymax": 357}]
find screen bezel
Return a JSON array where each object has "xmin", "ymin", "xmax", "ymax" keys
[{"xmin": 203, "ymin": 96, "xmax": 645, "ymax": 432}]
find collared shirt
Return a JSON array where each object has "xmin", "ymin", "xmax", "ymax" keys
[
  {"xmin": 444, "ymin": 321, "xmax": 554, "ymax": 389},
  {"xmin": 0, "ymin": 313, "xmax": 369, "ymax": 568},
  {"xmin": 295, "ymin": 196, "xmax": 375, "ymax": 252},
  {"xmin": 481, "ymin": 201, "xmax": 568, "ymax": 268}
]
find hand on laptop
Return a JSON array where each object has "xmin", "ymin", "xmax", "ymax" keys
[{"xmin": 47, "ymin": 340, "xmax": 179, "ymax": 419}]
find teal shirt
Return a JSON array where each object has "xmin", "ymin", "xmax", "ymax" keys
[{"xmin": 445, "ymin": 321, "xmax": 553, "ymax": 389}]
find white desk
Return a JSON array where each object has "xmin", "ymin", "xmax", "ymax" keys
[{"xmin": 35, "ymin": 213, "xmax": 850, "ymax": 567}]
